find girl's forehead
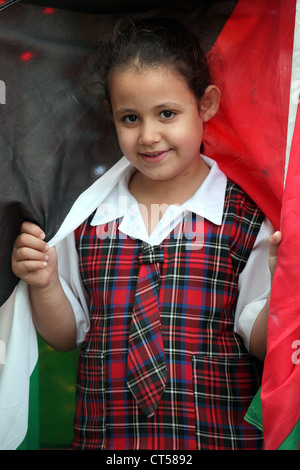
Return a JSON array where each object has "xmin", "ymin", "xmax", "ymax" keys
[
  {"xmin": 109, "ymin": 64, "xmax": 188, "ymax": 92},
  {"xmin": 109, "ymin": 65, "xmax": 197, "ymax": 111},
  {"xmin": 110, "ymin": 63, "xmax": 175, "ymax": 78}
]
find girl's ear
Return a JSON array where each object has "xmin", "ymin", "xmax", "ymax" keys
[
  {"xmin": 199, "ymin": 85, "xmax": 221, "ymax": 122},
  {"xmin": 103, "ymin": 99, "xmax": 113, "ymax": 119}
]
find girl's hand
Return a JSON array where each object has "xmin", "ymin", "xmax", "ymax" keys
[
  {"xmin": 12, "ymin": 221, "xmax": 58, "ymax": 288},
  {"xmin": 249, "ymin": 230, "xmax": 282, "ymax": 360},
  {"xmin": 268, "ymin": 231, "xmax": 282, "ymax": 281}
]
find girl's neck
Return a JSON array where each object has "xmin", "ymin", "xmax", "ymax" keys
[
  {"xmin": 128, "ymin": 157, "xmax": 210, "ymax": 235},
  {"xmin": 129, "ymin": 157, "xmax": 210, "ymax": 207}
]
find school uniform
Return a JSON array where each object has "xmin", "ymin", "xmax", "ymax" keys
[{"xmin": 67, "ymin": 156, "xmax": 271, "ymax": 450}]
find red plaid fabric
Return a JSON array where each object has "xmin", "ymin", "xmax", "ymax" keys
[
  {"xmin": 127, "ymin": 245, "xmax": 167, "ymax": 418},
  {"xmin": 72, "ymin": 181, "xmax": 265, "ymax": 450}
]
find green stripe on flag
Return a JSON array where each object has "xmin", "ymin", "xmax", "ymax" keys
[
  {"xmin": 38, "ymin": 336, "xmax": 79, "ymax": 449},
  {"xmin": 244, "ymin": 387, "xmax": 263, "ymax": 432},
  {"xmin": 278, "ymin": 418, "xmax": 300, "ymax": 450},
  {"xmin": 245, "ymin": 388, "xmax": 300, "ymax": 450},
  {"xmin": 17, "ymin": 362, "xmax": 40, "ymax": 450},
  {"xmin": 17, "ymin": 336, "xmax": 79, "ymax": 450}
]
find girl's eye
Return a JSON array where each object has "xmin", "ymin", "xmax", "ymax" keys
[
  {"xmin": 160, "ymin": 110, "xmax": 175, "ymax": 119},
  {"xmin": 123, "ymin": 114, "xmax": 139, "ymax": 123}
]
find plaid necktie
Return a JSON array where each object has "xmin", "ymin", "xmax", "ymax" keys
[{"xmin": 127, "ymin": 244, "xmax": 167, "ymax": 418}]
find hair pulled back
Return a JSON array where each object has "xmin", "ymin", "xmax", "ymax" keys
[{"xmin": 88, "ymin": 17, "xmax": 212, "ymax": 105}]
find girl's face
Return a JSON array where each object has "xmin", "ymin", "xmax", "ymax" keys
[{"xmin": 109, "ymin": 65, "xmax": 218, "ymax": 188}]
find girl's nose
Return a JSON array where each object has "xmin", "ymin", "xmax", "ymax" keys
[{"xmin": 138, "ymin": 121, "xmax": 161, "ymax": 146}]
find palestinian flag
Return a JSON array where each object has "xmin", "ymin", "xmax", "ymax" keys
[{"xmin": 0, "ymin": 0, "xmax": 299, "ymax": 450}]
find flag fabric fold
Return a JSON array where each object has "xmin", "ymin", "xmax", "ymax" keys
[
  {"xmin": 261, "ymin": 101, "xmax": 300, "ymax": 450},
  {"xmin": 203, "ymin": 0, "xmax": 295, "ymax": 230},
  {"xmin": 0, "ymin": 157, "xmax": 130, "ymax": 450},
  {"xmin": 244, "ymin": 1, "xmax": 300, "ymax": 449}
]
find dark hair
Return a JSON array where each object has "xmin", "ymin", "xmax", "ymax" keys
[{"xmin": 86, "ymin": 17, "xmax": 212, "ymax": 105}]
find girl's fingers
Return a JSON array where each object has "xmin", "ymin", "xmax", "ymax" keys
[
  {"xmin": 19, "ymin": 260, "xmax": 48, "ymax": 274},
  {"xmin": 20, "ymin": 221, "xmax": 45, "ymax": 240},
  {"xmin": 269, "ymin": 231, "xmax": 282, "ymax": 256},
  {"xmin": 14, "ymin": 232, "xmax": 49, "ymax": 253},
  {"xmin": 270, "ymin": 230, "xmax": 282, "ymax": 245},
  {"xmin": 268, "ymin": 231, "xmax": 282, "ymax": 279},
  {"xmin": 11, "ymin": 222, "xmax": 57, "ymax": 285},
  {"xmin": 13, "ymin": 246, "xmax": 49, "ymax": 263}
]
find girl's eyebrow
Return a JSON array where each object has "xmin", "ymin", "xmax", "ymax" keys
[
  {"xmin": 114, "ymin": 108, "xmax": 137, "ymax": 118},
  {"xmin": 114, "ymin": 102, "xmax": 182, "ymax": 117},
  {"xmin": 155, "ymin": 102, "xmax": 181, "ymax": 109}
]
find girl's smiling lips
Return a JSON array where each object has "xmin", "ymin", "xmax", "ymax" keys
[{"xmin": 138, "ymin": 149, "xmax": 172, "ymax": 164}]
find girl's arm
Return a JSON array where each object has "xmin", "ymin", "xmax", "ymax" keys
[
  {"xmin": 249, "ymin": 231, "xmax": 282, "ymax": 361},
  {"xmin": 12, "ymin": 222, "xmax": 77, "ymax": 351}
]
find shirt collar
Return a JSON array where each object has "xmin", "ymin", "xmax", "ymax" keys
[
  {"xmin": 183, "ymin": 155, "xmax": 227, "ymax": 225},
  {"xmin": 91, "ymin": 155, "xmax": 227, "ymax": 227}
]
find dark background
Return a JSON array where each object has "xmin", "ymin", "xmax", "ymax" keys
[{"xmin": 0, "ymin": 0, "xmax": 237, "ymax": 306}]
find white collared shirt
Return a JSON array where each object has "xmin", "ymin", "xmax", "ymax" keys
[
  {"xmin": 90, "ymin": 155, "xmax": 226, "ymax": 244},
  {"xmin": 56, "ymin": 156, "xmax": 272, "ymax": 351}
]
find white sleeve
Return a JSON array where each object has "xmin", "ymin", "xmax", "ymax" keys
[
  {"xmin": 234, "ymin": 218, "xmax": 273, "ymax": 351},
  {"xmin": 56, "ymin": 232, "xmax": 90, "ymax": 348}
]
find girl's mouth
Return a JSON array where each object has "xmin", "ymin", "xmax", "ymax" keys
[{"xmin": 139, "ymin": 150, "xmax": 171, "ymax": 164}]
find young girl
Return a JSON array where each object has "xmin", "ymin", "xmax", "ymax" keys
[{"xmin": 12, "ymin": 18, "xmax": 281, "ymax": 450}]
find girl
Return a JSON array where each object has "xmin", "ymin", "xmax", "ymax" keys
[{"xmin": 12, "ymin": 18, "xmax": 281, "ymax": 450}]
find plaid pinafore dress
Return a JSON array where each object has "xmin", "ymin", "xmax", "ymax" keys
[{"xmin": 72, "ymin": 181, "xmax": 265, "ymax": 450}]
